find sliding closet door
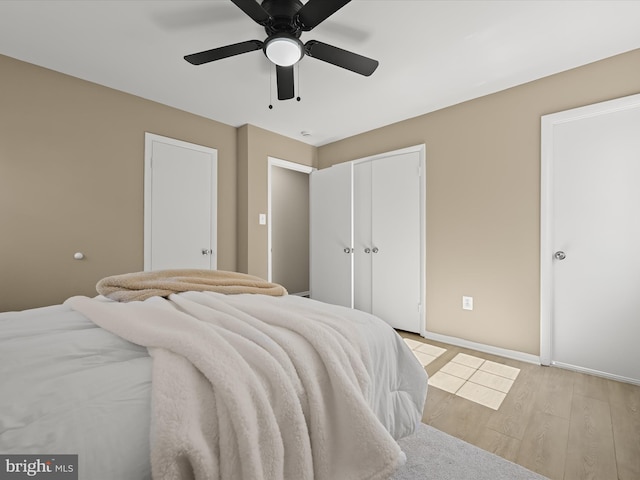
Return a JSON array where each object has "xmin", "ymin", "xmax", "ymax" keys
[
  {"xmin": 370, "ymin": 153, "xmax": 422, "ymax": 332},
  {"xmin": 309, "ymin": 162, "xmax": 353, "ymax": 307}
]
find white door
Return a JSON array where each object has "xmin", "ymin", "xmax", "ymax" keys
[
  {"xmin": 353, "ymin": 161, "xmax": 373, "ymax": 313},
  {"xmin": 144, "ymin": 133, "xmax": 217, "ymax": 271},
  {"xmin": 309, "ymin": 162, "xmax": 353, "ymax": 307},
  {"xmin": 541, "ymin": 94, "xmax": 640, "ymax": 384},
  {"xmin": 354, "ymin": 153, "xmax": 422, "ymax": 332},
  {"xmin": 371, "ymin": 153, "xmax": 422, "ymax": 332}
]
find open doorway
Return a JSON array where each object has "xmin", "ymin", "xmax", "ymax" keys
[{"xmin": 268, "ymin": 157, "xmax": 314, "ymax": 295}]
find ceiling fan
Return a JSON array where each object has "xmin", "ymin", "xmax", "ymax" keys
[{"xmin": 184, "ymin": 0, "xmax": 379, "ymax": 100}]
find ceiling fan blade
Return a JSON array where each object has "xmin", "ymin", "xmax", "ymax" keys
[
  {"xmin": 297, "ymin": 0, "xmax": 351, "ymax": 30},
  {"xmin": 184, "ymin": 40, "xmax": 263, "ymax": 65},
  {"xmin": 230, "ymin": 0, "xmax": 271, "ymax": 25},
  {"xmin": 304, "ymin": 40, "xmax": 378, "ymax": 76},
  {"xmin": 276, "ymin": 65, "xmax": 295, "ymax": 100}
]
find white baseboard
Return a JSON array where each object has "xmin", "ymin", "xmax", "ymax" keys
[
  {"xmin": 551, "ymin": 361, "xmax": 640, "ymax": 386},
  {"xmin": 421, "ymin": 330, "xmax": 541, "ymax": 365}
]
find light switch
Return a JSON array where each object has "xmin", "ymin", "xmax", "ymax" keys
[
  {"xmin": 259, "ymin": 213, "xmax": 267, "ymax": 225},
  {"xmin": 462, "ymin": 296, "xmax": 473, "ymax": 311}
]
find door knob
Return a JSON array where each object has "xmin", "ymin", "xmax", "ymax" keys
[
  {"xmin": 554, "ymin": 251, "xmax": 566, "ymax": 260},
  {"xmin": 343, "ymin": 247, "xmax": 353, "ymax": 254},
  {"xmin": 202, "ymin": 249, "xmax": 212, "ymax": 256},
  {"xmin": 372, "ymin": 247, "xmax": 379, "ymax": 254},
  {"xmin": 364, "ymin": 247, "xmax": 371, "ymax": 254}
]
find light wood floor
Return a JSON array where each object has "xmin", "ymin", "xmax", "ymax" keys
[{"xmin": 400, "ymin": 332, "xmax": 640, "ymax": 480}]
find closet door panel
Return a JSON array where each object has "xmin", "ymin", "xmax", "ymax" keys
[
  {"xmin": 353, "ymin": 161, "xmax": 372, "ymax": 313},
  {"xmin": 309, "ymin": 162, "xmax": 353, "ymax": 307},
  {"xmin": 371, "ymin": 153, "xmax": 422, "ymax": 332}
]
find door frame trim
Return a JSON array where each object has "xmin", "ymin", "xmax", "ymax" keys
[
  {"xmin": 540, "ymin": 93, "xmax": 640, "ymax": 366},
  {"xmin": 267, "ymin": 157, "xmax": 315, "ymax": 284},
  {"xmin": 144, "ymin": 132, "xmax": 218, "ymax": 271}
]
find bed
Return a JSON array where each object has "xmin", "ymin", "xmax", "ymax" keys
[{"xmin": 0, "ymin": 270, "xmax": 428, "ymax": 480}]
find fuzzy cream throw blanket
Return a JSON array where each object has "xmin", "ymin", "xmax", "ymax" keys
[
  {"xmin": 65, "ymin": 291, "xmax": 403, "ymax": 480},
  {"xmin": 96, "ymin": 269, "xmax": 287, "ymax": 302}
]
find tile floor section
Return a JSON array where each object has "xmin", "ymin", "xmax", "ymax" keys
[
  {"xmin": 429, "ymin": 353, "xmax": 520, "ymax": 410},
  {"xmin": 403, "ymin": 338, "xmax": 447, "ymax": 366},
  {"xmin": 404, "ymin": 339, "xmax": 521, "ymax": 410}
]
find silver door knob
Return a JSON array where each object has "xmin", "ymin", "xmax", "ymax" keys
[
  {"xmin": 202, "ymin": 249, "xmax": 212, "ymax": 255},
  {"xmin": 364, "ymin": 247, "xmax": 371, "ymax": 254},
  {"xmin": 343, "ymin": 247, "xmax": 353, "ymax": 254},
  {"xmin": 372, "ymin": 247, "xmax": 379, "ymax": 254},
  {"xmin": 554, "ymin": 251, "xmax": 566, "ymax": 260}
]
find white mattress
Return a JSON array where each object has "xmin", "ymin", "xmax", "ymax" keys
[{"xmin": 0, "ymin": 295, "xmax": 427, "ymax": 479}]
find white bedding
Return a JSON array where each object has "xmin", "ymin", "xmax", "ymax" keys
[{"xmin": 0, "ymin": 294, "xmax": 427, "ymax": 479}]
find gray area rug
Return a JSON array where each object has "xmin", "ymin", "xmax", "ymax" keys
[{"xmin": 391, "ymin": 424, "xmax": 549, "ymax": 480}]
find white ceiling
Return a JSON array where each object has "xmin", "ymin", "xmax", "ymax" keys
[{"xmin": 1, "ymin": 1, "xmax": 639, "ymax": 146}]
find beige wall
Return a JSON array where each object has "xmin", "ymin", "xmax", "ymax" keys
[
  {"xmin": 237, "ymin": 124, "xmax": 317, "ymax": 280},
  {"xmin": 318, "ymin": 48, "xmax": 640, "ymax": 356},
  {"xmin": 3, "ymin": 47, "xmax": 638, "ymax": 357},
  {"xmin": 0, "ymin": 55, "xmax": 316, "ymax": 312},
  {"xmin": 0, "ymin": 54, "xmax": 238, "ymax": 311}
]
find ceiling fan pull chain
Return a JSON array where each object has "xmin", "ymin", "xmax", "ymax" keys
[
  {"xmin": 296, "ymin": 62, "xmax": 301, "ymax": 102},
  {"xmin": 268, "ymin": 62, "xmax": 274, "ymax": 109}
]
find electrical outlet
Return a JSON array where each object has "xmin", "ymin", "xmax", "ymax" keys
[
  {"xmin": 462, "ymin": 296, "xmax": 473, "ymax": 311},
  {"xmin": 259, "ymin": 213, "xmax": 267, "ymax": 225}
]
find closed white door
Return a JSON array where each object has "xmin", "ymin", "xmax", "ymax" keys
[
  {"xmin": 354, "ymin": 151, "xmax": 423, "ymax": 333},
  {"xmin": 541, "ymin": 94, "xmax": 640, "ymax": 383},
  {"xmin": 371, "ymin": 153, "xmax": 422, "ymax": 333},
  {"xmin": 144, "ymin": 133, "xmax": 217, "ymax": 271},
  {"xmin": 354, "ymin": 160, "xmax": 372, "ymax": 312},
  {"xmin": 309, "ymin": 162, "xmax": 353, "ymax": 307}
]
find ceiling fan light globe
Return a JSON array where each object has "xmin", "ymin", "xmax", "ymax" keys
[{"xmin": 265, "ymin": 36, "xmax": 303, "ymax": 67}]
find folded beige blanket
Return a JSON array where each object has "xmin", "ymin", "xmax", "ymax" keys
[{"xmin": 96, "ymin": 269, "xmax": 287, "ymax": 302}]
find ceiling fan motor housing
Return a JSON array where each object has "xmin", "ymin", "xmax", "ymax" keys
[{"xmin": 261, "ymin": 0, "xmax": 304, "ymax": 37}]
